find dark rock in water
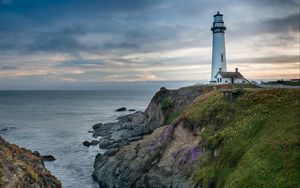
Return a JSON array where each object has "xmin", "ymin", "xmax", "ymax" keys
[
  {"xmin": 83, "ymin": 140, "xmax": 99, "ymax": 147},
  {"xmin": 129, "ymin": 109, "xmax": 136, "ymax": 111},
  {"xmin": 0, "ymin": 127, "xmax": 8, "ymax": 132},
  {"xmin": 88, "ymin": 130, "xmax": 95, "ymax": 133},
  {"xmin": 116, "ymin": 107, "xmax": 126, "ymax": 112},
  {"xmin": 42, "ymin": 155, "xmax": 56, "ymax": 161},
  {"xmin": 93, "ymin": 123, "xmax": 103, "ymax": 131},
  {"xmin": 83, "ymin": 141, "xmax": 91, "ymax": 147},
  {"xmin": 0, "ymin": 126, "xmax": 16, "ymax": 133}
]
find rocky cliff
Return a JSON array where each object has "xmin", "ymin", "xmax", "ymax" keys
[
  {"xmin": 0, "ymin": 137, "xmax": 61, "ymax": 188},
  {"xmin": 92, "ymin": 85, "xmax": 300, "ymax": 188}
]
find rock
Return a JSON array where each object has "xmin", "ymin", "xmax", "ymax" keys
[
  {"xmin": 88, "ymin": 130, "xmax": 94, "ymax": 133},
  {"xmin": 116, "ymin": 107, "xmax": 126, "ymax": 112},
  {"xmin": 83, "ymin": 141, "xmax": 91, "ymax": 147},
  {"xmin": 93, "ymin": 123, "xmax": 103, "ymax": 131},
  {"xmin": 33, "ymin": 151, "xmax": 41, "ymax": 157},
  {"xmin": 0, "ymin": 137, "xmax": 61, "ymax": 187},
  {"xmin": 42, "ymin": 155, "xmax": 56, "ymax": 161},
  {"xmin": 90, "ymin": 140, "xmax": 99, "ymax": 146},
  {"xmin": 132, "ymin": 112, "xmax": 145, "ymax": 125},
  {"xmin": 0, "ymin": 126, "xmax": 16, "ymax": 133},
  {"xmin": 106, "ymin": 143, "xmax": 119, "ymax": 149},
  {"xmin": 92, "ymin": 85, "xmax": 210, "ymax": 187},
  {"xmin": 160, "ymin": 87, "xmax": 167, "ymax": 91},
  {"xmin": 83, "ymin": 140, "xmax": 99, "ymax": 147},
  {"xmin": 129, "ymin": 109, "xmax": 136, "ymax": 111},
  {"xmin": 99, "ymin": 139, "xmax": 111, "ymax": 148},
  {"xmin": 111, "ymin": 129, "xmax": 132, "ymax": 141},
  {"xmin": 104, "ymin": 148, "xmax": 120, "ymax": 156},
  {"xmin": 127, "ymin": 136, "xmax": 142, "ymax": 142}
]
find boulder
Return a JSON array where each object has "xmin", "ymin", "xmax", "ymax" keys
[
  {"xmin": 90, "ymin": 140, "xmax": 99, "ymax": 146},
  {"xmin": 82, "ymin": 141, "xmax": 91, "ymax": 147},
  {"xmin": 33, "ymin": 151, "xmax": 41, "ymax": 157},
  {"xmin": 42, "ymin": 155, "xmax": 56, "ymax": 161},
  {"xmin": 93, "ymin": 123, "xmax": 103, "ymax": 131},
  {"xmin": 129, "ymin": 109, "xmax": 136, "ymax": 111},
  {"xmin": 116, "ymin": 107, "xmax": 126, "ymax": 112}
]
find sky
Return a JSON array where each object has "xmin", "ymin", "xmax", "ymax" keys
[{"xmin": 0, "ymin": 0, "xmax": 299, "ymax": 89}]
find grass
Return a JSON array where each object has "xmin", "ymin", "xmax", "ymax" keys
[
  {"xmin": 165, "ymin": 111, "xmax": 181, "ymax": 124},
  {"xmin": 182, "ymin": 88, "xmax": 300, "ymax": 188},
  {"xmin": 161, "ymin": 97, "xmax": 173, "ymax": 110}
]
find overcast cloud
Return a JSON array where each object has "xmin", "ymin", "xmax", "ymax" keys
[{"xmin": 0, "ymin": 0, "xmax": 299, "ymax": 89}]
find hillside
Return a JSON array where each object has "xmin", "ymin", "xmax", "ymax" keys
[
  {"xmin": 93, "ymin": 85, "xmax": 300, "ymax": 188},
  {"xmin": 0, "ymin": 137, "xmax": 61, "ymax": 188}
]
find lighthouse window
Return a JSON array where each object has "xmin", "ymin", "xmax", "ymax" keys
[{"xmin": 221, "ymin": 54, "xmax": 224, "ymax": 62}]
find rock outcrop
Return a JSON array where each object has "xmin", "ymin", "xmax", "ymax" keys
[
  {"xmin": 0, "ymin": 137, "xmax": 61, "ymax": 188},
  {"xmin": 93, "ymin": 85, "xmax": 300, "ymax": 188},
  {"xmin": 92, "ymin": 85, "xmax": 213, "ymax": 187}
]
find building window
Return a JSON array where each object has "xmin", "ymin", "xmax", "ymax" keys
[
  {"xmin": 225, "ymin": 80, "xmax": 227, "ymax": 83},
  {"xmin": 220, "ymin": 78, "xmax": 222, "ymax": 83},
  {"xmin": 221, "ymin": 54, "xmax": 224, "ymax": 62}
]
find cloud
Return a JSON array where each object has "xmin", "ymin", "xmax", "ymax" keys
[
  {"xmin": 0, "ymin": 65, "xmax": 18, "ymax": 70},
  {"xmin": 260, "ymin": 14, "xmax": 299, "ymax": 33},
  {"xmin": 28, "ymin": 26, "xmax": 92, "ymax": 53},
  {"xmin": 103, "ymin": 42, "xmax": 140, "ymax": 50},
  {"xmin": 0, "ymin": 0, "xmax": 299, "ymax": 88},
  {"xmin": 231, "ymin": 55, "xmax": 299, "ymax": 64}
]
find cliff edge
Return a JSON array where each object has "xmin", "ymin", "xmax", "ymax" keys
[
  {"xmin": 0, "ymin": 137, "xmax": 61, "ymax": 188},
  {"xmin": 93, "ymin": 84, "xmax": 300, "ymax": 188}
]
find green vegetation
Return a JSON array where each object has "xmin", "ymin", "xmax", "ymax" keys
[
  {"xmin": 165, "ymin": 111, "xmax": 181, "ymax": 124},
  {"xmin": 161, "ymin": 97, "xmax": 173, "ymax": 110},
  {"xmin": 183, "ymin": 88, "xmax": 300, "ymax": 188},
  {"xmin": 265, "ymin": 80, "xmax": 300, "ymax": 86}
]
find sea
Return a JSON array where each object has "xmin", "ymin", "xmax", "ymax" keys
[{"xmin": 0, "ymin": 82, "xmax": 196, "ymax": 188}]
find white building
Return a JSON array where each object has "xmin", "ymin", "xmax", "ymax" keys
[
  {"xmin": 215, "ymin": 68, "xmax": 249, "ymax": 84},
  {"xmin": 211, "ymin": 11, "xmax": 227, "ymax": 82}
]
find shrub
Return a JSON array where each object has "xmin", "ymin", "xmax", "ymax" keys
[{"xmin": 161, "ymin": 97, "xmax": 173, "ymax": 110}]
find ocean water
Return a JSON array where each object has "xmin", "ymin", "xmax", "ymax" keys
[{"xmin": 0, "ymin": 90, "xmax": 156, "ymax": 188}]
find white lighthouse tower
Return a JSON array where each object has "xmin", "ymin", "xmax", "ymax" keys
[{"xmin": 211, "ymin": 11, "xmax": 227, "ymax": 82}]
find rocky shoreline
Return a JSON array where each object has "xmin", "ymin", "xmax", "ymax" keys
[
  {"xmin": 90, "ymin": 86, "xmax": 210, "ymax": 187},
  {"xmin": 88, "ymin": 85, "xmax": 300, "ymax": 188},
  {"xmin": 0, "ymin": 136, "xmax": 61, "ymax": 187}
]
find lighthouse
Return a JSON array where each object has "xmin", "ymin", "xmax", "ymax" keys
[{"xmin": 211, "ymin": 11, "xmax": 227, "ymax": 82}]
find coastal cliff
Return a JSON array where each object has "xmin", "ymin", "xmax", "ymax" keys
[
  {"xmin": 92, "ymin": 85, "xmax": 300, "ymax": 188},
  {"xmin": 0, "ymin": 137, "xmax": 61, "ymax": 188}
]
